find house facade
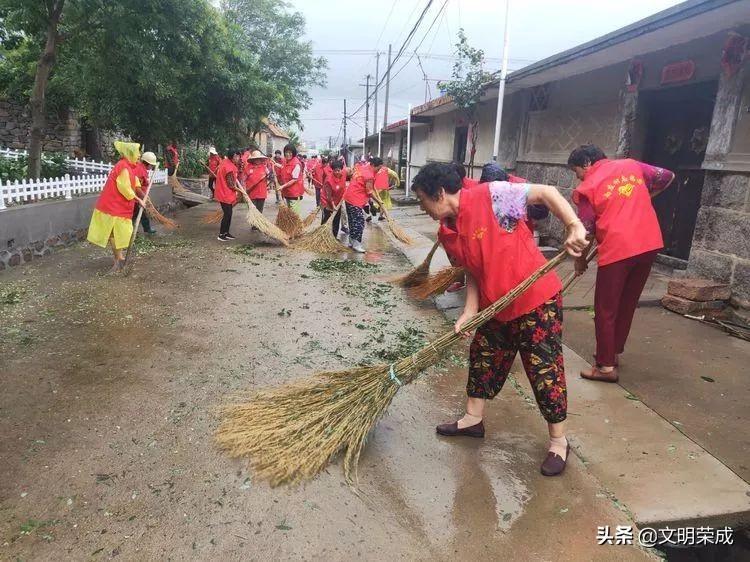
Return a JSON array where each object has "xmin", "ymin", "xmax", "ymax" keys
[{"xmin": 382, "ymin": 0, "xmax": 750, "ymax": 306}]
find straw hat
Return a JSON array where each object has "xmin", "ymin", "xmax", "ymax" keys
[
  {"xmin": 247, "ymin": 150, "xmax": 267, "ymax": 161},
  {"xmin": 209, "ymin": 147, "xmax": 218, "ymax": 155},
  {"xmin": 141, "ymin": 151, "xmax": 158, "ymax": 166}
]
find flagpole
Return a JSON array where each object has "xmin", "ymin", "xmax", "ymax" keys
[
  {"xmin": 406, "ymin": 104, "xmax": 412, "ymax": 198},
  {"xmin": 492, "ymin": 0, "xmax": 511, "ymax": 161}
]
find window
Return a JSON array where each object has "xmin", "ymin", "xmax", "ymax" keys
[
  {"xmin": 530, "ymin": 84, "xmax": 550, "ymax": 111},
  {"xmin": 453, "ymin": 126, "xmax": 468, "ymax": 163}
]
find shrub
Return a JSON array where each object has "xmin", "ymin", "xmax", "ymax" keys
[{"xmin": 175, "ymin": 145, "xmax": 209, "ymax": 178}]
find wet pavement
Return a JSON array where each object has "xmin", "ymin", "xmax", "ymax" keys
[{"xmin": 1, "ymin": 198, "xmax": 654, "ymax": 560}]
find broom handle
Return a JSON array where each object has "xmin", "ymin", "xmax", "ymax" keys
[
  {"xmin": 403, "ymin": 251, "xmax": 569, "ymax": 363},
  {"xmin": 123, "ymin": 167, "xmax": 156, "ymax": 270},
  {"xmin": 561, "ymin": 241, "xmax": 598, "ymax": 293},
  {"xmin": 202, "ymin": 163, "xmax": 217, "ymax": 178},
  {"xmin": 424, "ymin": 238, "xmax": 440, "ymax": 264}
]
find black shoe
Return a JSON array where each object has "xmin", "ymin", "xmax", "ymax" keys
[
  {"xmin": 225, "ymin": 233, "xmax": 236, "ymax": 240},
  {"xmin": 378, "ymin": 215, "xmax": 386, "ymax": 221},
  {"xmin": 217, "ymin": 234, "xmax": 229, "ymax": 242},
  {"xmin": 145, "ymin": 229, "xmax": 157, "ymax": 234},
  {"xmin": 366, "ymin": 215, "xmax": 372, "ymax": 222}
]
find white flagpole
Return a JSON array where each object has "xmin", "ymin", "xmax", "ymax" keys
[
  {"xmin": 406, "ymin": 104, "xmax": 413, "ymax": 198},
  {"xmin": 492, "ymin": 0, "xmax": 511, "ymax": 161}
]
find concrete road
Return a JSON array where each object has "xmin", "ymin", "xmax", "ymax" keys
[{"xmin": 0, "ymin": 199, "xmax": 652, "ymax": 560}]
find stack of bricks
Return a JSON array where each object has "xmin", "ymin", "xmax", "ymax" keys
[{"xmin": 661, "ymin": 278, "xmax": 731, "ymax": 319}]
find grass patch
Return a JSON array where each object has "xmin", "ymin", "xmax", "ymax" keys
[{"xmin": 0, "ymin": 287, "xmax": 25, "ymax": 305}]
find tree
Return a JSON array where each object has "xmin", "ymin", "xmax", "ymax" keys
[
  {"xmin": 0, "ymin": 0, "xmax": 67, "ymax": 178},
  {"xmin": 221, "ymin": 0, "xmax": 327, "ymax": 136},
  {"xmin": 438, "ymin": 29, "xmax": 494, "ymax": 177},
  {"xmin": 0, "ymin": 0, "xmax": 325, "ymax": 172}
]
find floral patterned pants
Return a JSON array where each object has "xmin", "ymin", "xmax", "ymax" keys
[{"xmin": 467, "ymin": 294, "xmax": 567, "ymax": 424}]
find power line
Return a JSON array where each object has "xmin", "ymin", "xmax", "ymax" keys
[
  {"xmin": 348, "ymin": 0, "xmax": 436, "ymax": 119},
  {"xmin": 374, "ymin": 0, "xmax": 398, "ymax": 52},
  {"xmin": 312, "ymin": 49, "xmax": 534, "ymax": 64}
]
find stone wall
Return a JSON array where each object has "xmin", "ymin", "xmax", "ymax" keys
[
  {"xmin": 0, "ymin": 99, "xmax": 80, "ymax": 154},
  {"xmin": 686, "ymin": 171, "xmax": 750, "ymax": 307},
  {"xmin": 514, "ymin": 161, "xmax": 579, "ymax": 244},
  {"xmin": 0, "ymin": 185, "xmax": 178, "ymax": 270}
]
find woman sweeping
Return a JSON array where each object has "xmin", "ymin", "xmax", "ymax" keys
[
  {"xmin": 215, "ymin": 149, "xmax": 242, "ymax": 242},
  {"xmin": 369, "ymin": 156, "xmax": 399, "ymax": 221},
  {"xmin": 86, "ymin": 141, "xmax": 146, "ymax": 272},
  {"xmin": 342, "ymin": 157, "xmax": 374, "ymax": 253},
  {"xmin": 568, "ymin": 144, "xmax": 674, "ymax": 383},
  {"xmin": 411, "ymin": 162, "xmax": 587, "ymax": 476},
  {"xmin": 321, "ymin": 158, "xmax": 347, "ymax": 237},
  {"xmin": 244, "ymin": 150, "xmax": 270, "ymax": 214},
  {"xmin": 277, "ymin": 144, "xmax": 305, "ymax": 216}
]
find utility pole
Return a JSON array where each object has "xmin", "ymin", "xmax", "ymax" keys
[
  {"xmin": 374, "ymin": 52, "xmax": 380, "ymax": 137},
  {"xmin": 359, "ymin": 74, "xmax": 371, "ymax": 155},
  {"xmin": 492, "ymin": 0, "xmax": 512, "ymax": 161},
  {"xmin": 383, "ymin": 44, "xmax": 392, "ymax": 127}
]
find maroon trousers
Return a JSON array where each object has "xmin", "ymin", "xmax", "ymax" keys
[{"xmin": 594, "ymin": 250, "xmax": 658, "ymax": 366}]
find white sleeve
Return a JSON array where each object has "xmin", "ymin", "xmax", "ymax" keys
[{"xmin": 291, "ymin": 164, "xmax": 301, "ymax": 179}]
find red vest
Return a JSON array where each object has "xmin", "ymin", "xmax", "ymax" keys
[
  {"xmin": 279, "ymin": 156, "xmax": 304, "ymax": 198},
  {"xmin": 208, "ymin": 154, "xmax": 221, "ymax": 173},
  {"xmin": 166, "ymin": 145, "xmax": 179, "ymax": 167},
  {"xmin": 322, "ymin": 168, "xmax": 347, "ymax": 209},
  {"xmin": 95, "ymin": 158, "xmax": 138, "ymax": 218},
  {"xmin": 133, "ymin": 161, "xmax": 150, "ymax": 191},
  {"xmin": 573, "ymin": 158, "xmax": 662, "ymax": 266},
  {"xmin": 214, "ymin": 158, "xmax": 238, "ymax": 204},
  {"xmin": 374, "ymin": 167, "xmax": 390, "ymax": 190},
  {"xmin": 245, "ymin": 162, "xmax": 268, "ymax": 200},
  {"xmin": 438, "ymin": 184, "xmax": 561, "ymax": 322},
  {"xmin": 344, "ymin": 165, "xmax": 373, "ymax": 207}
]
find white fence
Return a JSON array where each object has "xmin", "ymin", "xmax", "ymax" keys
[
  {"xmin": 0, "ymin": 146, "xmax": 114, "ymax": 174},
  {"xmin": 0, "ymin": 168, "xmax": 168, "ymax": 211}
]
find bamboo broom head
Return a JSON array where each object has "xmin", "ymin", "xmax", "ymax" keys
[
  {"xmin": 168, "ymin": 174, "xmax": 190, "ymax": 193},
  {"xmin": 390, "ymin": 239, "xmax": 440, "ymax": 288},
  {"xmin": 144, "ymin": 199, "xmax": 178, "ymax": 230},
  {"xmin": 407, "ymin": 266, "xmax": 465, "ymax": 300},
  {"xmin": 292, "ymin": 222, "xmax": 349, "ymax": 254},
  {"xmin": 240, "ymin": 193, "xmax": 289, "ymax": 245},
  {"xmin": 386, "ymin": 215, "xmax": 414, "ymax": 245},
  {"xmin": 302, "ymin": 206, "xmax": 322, "ymax": 229},
  {"xmin": 200, "ymin": 207, "xmax": 224, "ymax": 224},
  {"xmin": 275, "ymin": 204, "xmax": 304, "ymax": 238},
  {"xmin": 216, "ymin": 250, "xmax": 568, "ymax": 486}
]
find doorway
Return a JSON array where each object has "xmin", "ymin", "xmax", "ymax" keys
[{"xmin": 640, "ymin": 80, "xmax": 717, "ymax": 261}]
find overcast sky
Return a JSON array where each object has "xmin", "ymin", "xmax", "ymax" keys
[{"xmin": 292, "ymin": 0, "xmax": 684, "ymax": 149}]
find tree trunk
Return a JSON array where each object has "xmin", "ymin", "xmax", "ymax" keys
[
  {"xmin": 28, "ymin": 1, "xmax": 65, "ymax": 179},
  {"xmin": 467, "ymin": 117, "xmax": 479, "ymax": 179}
]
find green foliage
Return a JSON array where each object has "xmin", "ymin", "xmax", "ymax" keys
[
  {"xmin": 438, "ymin": 28, "xmax": 494, "ymax": 119},
  {"xmin": 178, "ymin": 145, "xmax": 210, "ymax": 178},
  {"xmin": 0, "ymin": 0, "xmax": 326, "ymax": 148},
  {"xmin": 0, "ymin": 153, "xmax": 67, "ymax": 181}
]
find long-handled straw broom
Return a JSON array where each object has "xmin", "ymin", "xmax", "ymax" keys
[
  {"xmin": 144, "ymin": 197, "xmax": 178, "ymax": 230},
  {"xmin": 390, "ymin": 238, "xmax": 440, "ymax": 288},
  {"xmin": 370, "ymin": 190, "xmax": 413, "ymax": 245},
  {"xmin": 235, "ymin": 184, "xmax": 290, "ymax": 246},
  {"xmin": 560, "ymin": 242, "xmax": 598, "ymax": 294},
  {"xmin": 407, "ymin": 266, "xmax": 466, "ymax": 300},
  {"xmin": 216, "ymin": 250, "xmax": 569, "ymax": 486},
  {"xmin": 293, "ymin": 200, "xmax": 350, "ymax": 254},
  {"xmin": 122, "ymin": 168, "xmax": 156, "ymax": 274}
]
